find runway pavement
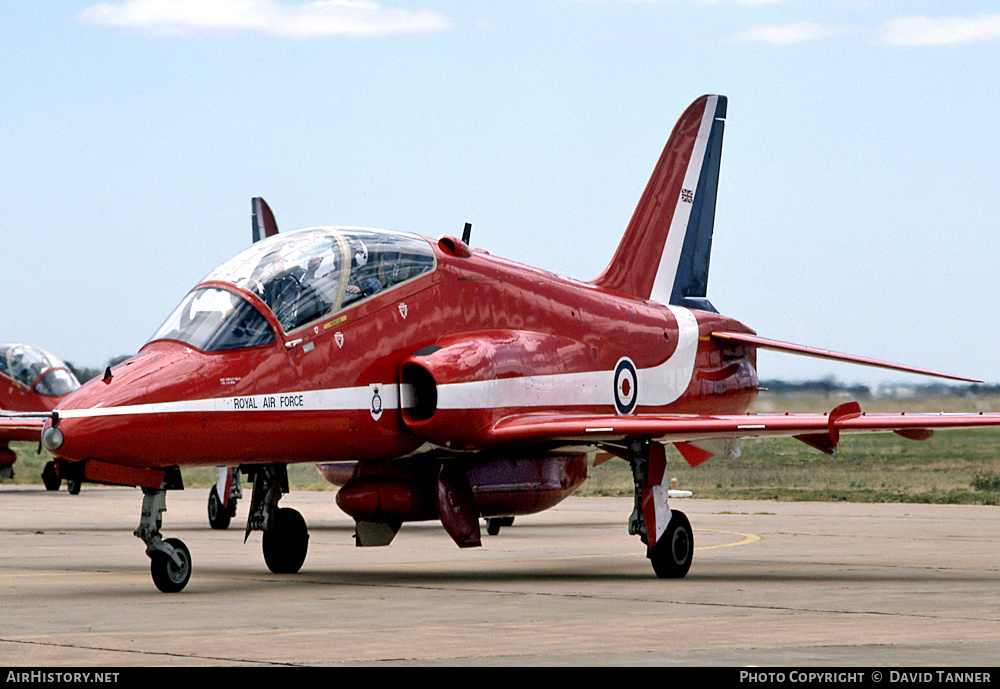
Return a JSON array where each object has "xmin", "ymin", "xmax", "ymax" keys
[{"xmin": 1, "ymin": 484, "xmax": 998, "ymax": 666}]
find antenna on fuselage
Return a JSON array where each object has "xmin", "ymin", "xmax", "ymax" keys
[{"xmin": 462, "ymin": 222, "xmax": 472, "ymax": 246}]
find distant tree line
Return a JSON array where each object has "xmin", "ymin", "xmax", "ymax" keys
[
  {"xmin": 760, "ymin": 378, "xmax": 872, "ymax": 398},
  {"xmin": 759, "ymin": 378, "xmax": 1000, "ymax": 398}
]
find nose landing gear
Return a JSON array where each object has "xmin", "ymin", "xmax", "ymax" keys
[
  {"xmin": 132, "ymin": 464, "xmax": 308, "ymax": 593},
  {"xmin": 135, "ymin": 484, "xmax": 192, "ymax": 593}
]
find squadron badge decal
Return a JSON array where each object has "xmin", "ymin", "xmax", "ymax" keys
[{"xmin": 370, "ymin": 384, "xmax": 383, "ymax": 421}]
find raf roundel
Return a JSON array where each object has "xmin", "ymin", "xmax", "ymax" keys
[{"xmin": 613, "ymin": 357, "xmax": 638, "ymax": 415}]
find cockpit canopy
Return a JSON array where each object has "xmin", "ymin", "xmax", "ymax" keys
[
  {"xmin": 149, "ymin": 227, "xmax": 436, "ymax": 352},
  {"xmin": 0, "ymin": 343, "xmax": 81, "ymax": 397}
]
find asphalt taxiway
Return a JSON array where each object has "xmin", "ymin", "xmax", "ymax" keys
[{"xmin": 1, "ymin": 485, "xmax": 997, "ymax": 666}]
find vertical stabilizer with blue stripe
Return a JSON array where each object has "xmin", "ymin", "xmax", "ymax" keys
[{"xmin": 592, "ymin": 95, "xmax": 726, "ymax": 312}]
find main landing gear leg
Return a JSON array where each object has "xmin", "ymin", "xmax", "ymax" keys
[
  {"xmin": 626, "ymin": 438, "xmax": 693, "ymax": 579},
  {"xmin": 244, "ymin": 464, "xmax": 309, "ymax": 575},
  {"xmin": 627, "ymin": 438, "xmax": 650, "ymax": 543},
  {"xmin": 135, "ymin": 487, "xmax": 192, "ymax": 593}
]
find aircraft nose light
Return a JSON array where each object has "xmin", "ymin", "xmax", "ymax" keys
[{"xmin": 42, "ymin": 426, "xmax": 64, "ymax": 452}]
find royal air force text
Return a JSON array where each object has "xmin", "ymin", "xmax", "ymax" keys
[{"xmin": 232, "ymin": 395, "xmax": 305, "ymax": 410}]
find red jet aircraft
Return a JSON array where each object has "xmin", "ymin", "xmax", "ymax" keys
[
  {"xmin": 0, "ymin": 343, "xmax": 81, "ymax": 489},
  {"xmin": 34, "ymin": 95, "xmax": 1000, "ymax": 592}
]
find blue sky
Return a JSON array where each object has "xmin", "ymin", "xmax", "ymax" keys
[{"xmin": 2, "ymin": 1, "xmax": 998, "ymax": 386}]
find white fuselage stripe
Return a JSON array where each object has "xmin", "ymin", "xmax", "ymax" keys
[
  {"xmin": 56, "ymin": 384, "xmax": 407, "ymax": 419},
  {"xmin": 56, "ymin": 307, "xmax": 700, "ymax": 419},
  {"xmin": 434, "ymin": 306, "xmax": 699, "ymax": 411}
]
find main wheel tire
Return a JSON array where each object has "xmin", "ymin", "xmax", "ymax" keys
[
  {"xmin": 207, "ymin": 486, "xmax": 231, "ymax": 530},
  {"xmin": 262, "ymin": 507, "xmax": 309, "ymax": 574},
  {"xmin": 150, "ymin": 538, "xmax": 192, "ymax": 593},
  {"xmin": 649, "ymin": 510, "xmax": 693, "ymax": 579},
  {"xmin": 42, "ymin": 462, "xmax": 61, "ymax": 492}
]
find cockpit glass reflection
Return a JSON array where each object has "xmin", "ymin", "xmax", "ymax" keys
[
  {"xmin": 34, "ymin": 369, "xmax": 80, "ymax": 396},
  {"xmin": 203, "ymin": 227, "xmax": 436, "ymax": 333},
  {"xmin": 149, "ymin": 287, "xmax": 275, "ymax": 352}
]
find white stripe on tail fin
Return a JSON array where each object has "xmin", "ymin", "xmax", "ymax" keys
[{"xmin": 592, "ymin": 95, "xmax": 726, "ymax": 310}]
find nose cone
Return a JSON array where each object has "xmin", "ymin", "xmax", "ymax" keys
[{"xmin": 47, "ymin": 343, "xmax": 207, "ymax": 468}]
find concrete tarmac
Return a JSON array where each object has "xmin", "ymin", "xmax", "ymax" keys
[{"xmin": 1, "ymin": 484, "xmax": 998, "ymax": 666}]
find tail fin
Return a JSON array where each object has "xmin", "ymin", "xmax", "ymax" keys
[
  {"xmin": 592, "ymin": 95, "xmax": 726, "ymax": 310},
  {"xmin": 252, "ymin": 197, "xmax": 279, "ymax": 243}
]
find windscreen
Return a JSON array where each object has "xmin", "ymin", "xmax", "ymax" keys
[{"xmin": 149, "ymin": 287, "xmax": 274, "ymax": 352}]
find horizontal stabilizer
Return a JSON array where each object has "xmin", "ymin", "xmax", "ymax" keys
[{"xmin": 711, "ymin": 332, "xmax": 982, "ymax": 383}]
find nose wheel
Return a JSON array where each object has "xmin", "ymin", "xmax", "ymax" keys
[
  {"xmin": 150, "ymin": 537, "xmax": 192, "ymax": 593},
  {"xmin": 207, "ymin": 486, "xmax": 231, "ymax": 529},
  {"xmin": 42, "ymin": 461, "xmax": 61, "ymax": 491},
  {"xmin": 485, "ymin": 516, "xmax": 514, "ymax": 536},
  {"xmin": 135, "ymin": 485, "xmax": 192, "ymax": 593}
]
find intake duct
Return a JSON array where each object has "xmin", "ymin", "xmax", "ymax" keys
[
  {"xmin": 399, "ymin": 331, "xmax": 591, "ymax": 448},
  {"xmin": 400, "ymin": 361, "xmax": 437, "ymax": 422}
]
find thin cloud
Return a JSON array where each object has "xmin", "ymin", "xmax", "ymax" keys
[
  {"xmin": 880, "ymin": 13, "xmax": 1000, "ymax": 47},
  {"xmin": 740, "ymin": 21, "xmax": 847, "ymax": 44},
  {"xmin": 78, "ymin": 0, "xmax": 453, "ymax": 37}
]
